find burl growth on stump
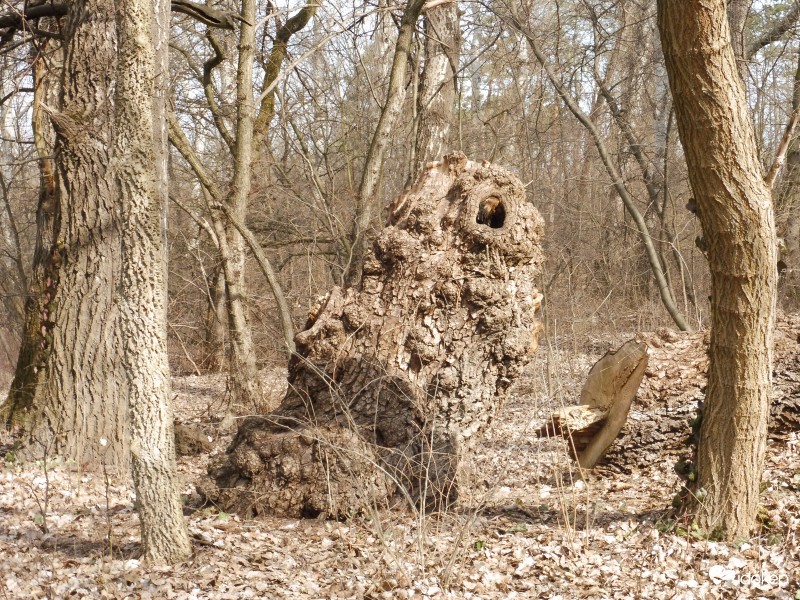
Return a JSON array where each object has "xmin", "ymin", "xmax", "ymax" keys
[{"xmin": 202, "ymin": 153, "xmax": 545, "ymax": 518}]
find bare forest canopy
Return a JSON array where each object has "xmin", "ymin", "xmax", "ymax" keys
[{"xmin": 0, "ymin": 1, "xmax": 799, "ymax": 382}]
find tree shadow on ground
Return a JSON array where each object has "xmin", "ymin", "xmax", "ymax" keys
[{"xmin": 0, "ymin": 525, "xmax": 141, "ymax": 560}]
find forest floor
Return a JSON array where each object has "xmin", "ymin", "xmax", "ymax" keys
[{"xmin": 0, "ymin": 341, "xmax": 799, "ymax": 599}]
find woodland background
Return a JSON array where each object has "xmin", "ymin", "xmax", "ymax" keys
[
  {"xmin": 3, "ymin": 0, "xmax": 799, "ymax": 383},
  {"xmin": 1, "ymin": 0, "xmax": 800, "ymax": 597}
]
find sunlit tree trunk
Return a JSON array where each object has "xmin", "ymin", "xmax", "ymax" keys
[
  {"xmin": 344, "ymin": 0, "xmax": 425, "ymax": 286},
  {"xmin": 115, "ymin": 0, "xmax": 192, "ymax": 563},
  {"xmin": 659, "ymin": 0, "xmax": 777, "ymax": 540},
  {"xmin": 215, "ymin": 0, "xmax": 261, "ymax": 411},
  {"xmin": 408, "ymin": 1, "xmax": 460, "ymax": 183},
  {"xmin": 205, "ymin": 155, "xmax": 545, "ymax": 518},
  {"xmin": 726, "ymin": 0, "xmax": 748, "ymax": 78}
]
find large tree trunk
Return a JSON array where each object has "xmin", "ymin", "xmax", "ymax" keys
[
  {"xmin": 202, "ymin": 153, "xmax": 545, "ymax": 518},
  {"xmin": 658, "ymin": 1, "xmax": 777, "ymax": 539},
  {"xmin": 726, "ymin": 0, "xmax": 748, "ymax": 79},
  {"xmin": 3, "ymin": 0, "xmax": 129, "ymax": 468},
  {"xmin": 115, "ymin": 0, "xmax": 191, "ymax": 563}
]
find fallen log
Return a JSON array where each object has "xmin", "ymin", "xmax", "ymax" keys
[
  {"xmin": 200, "ymin": 153, "xmax": 545, "ymax": 517},
  {"xmin": 542, "ymin": 315, "xmax": 800, "ymax": 471}
]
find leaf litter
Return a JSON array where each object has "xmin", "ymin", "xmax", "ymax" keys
[{"xmin": 0, "ymin": 355, "xmax": 798, "ymax": 599}]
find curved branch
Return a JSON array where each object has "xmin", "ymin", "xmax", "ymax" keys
[
  {"xmin": 211, "ymin": 201, "xmax": 296, "ymax": 354},
  {"xmin": 170, "ymin": 195, "xmax": 219, "ymax": 248},
  {"xmin": 507, "ymin": 14, "xmax": 691, "ymax": 331},
  {"xmin": 202, "ymin": 33, "xmax": 235, "ymax": 151},
  {"xmin": 252, "ymin": 0, "xmax": 318, "ymax": 153},
  {"xmin": 747, "ymin": 3, "xmax": 800, "ymax": 60}
]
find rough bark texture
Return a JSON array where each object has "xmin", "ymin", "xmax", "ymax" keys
[
  {"xmin": 554, "ymin": 317, "xmax": 800, "ymax": 472},
  {"xmin": 2, "ymin": 39, "xmax": 62, "ymax": 427},
  {"xmin": 408, "ymin": 1, "xmax": 460, "ymax": 184},
  {"xmin": 202, "ymin": 153, "xmax": 544, "ymax": 518},
  {"xmin": 661, "ymin": 0, "xmax": 777, "ymax": 539},
  {"xmin": 726, "ymin": 0, "xmax": 748, "ymax": 78},
  {"xmin": 116, "ymin": 0, "xmax": 192, "ymax": 563},
  {"xmin": 3, "ymin": 0, "xmax": 128, "ymax": 467}
]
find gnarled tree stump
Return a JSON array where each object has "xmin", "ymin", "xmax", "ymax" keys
[{"xmin": 201, "ymin": 153, "xmax": 545, "ymax": 518}]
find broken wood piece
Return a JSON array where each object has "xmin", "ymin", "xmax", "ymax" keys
[
  {"xmin": 599, "ymin": 317, "xmax": 800, "ymax": 471},
  {"xmin": 540, "ymin": 339, "xmax": 648, "ymax": 469},
  {"xmin": 542, "ymin": 315, "xmax": 800, "ymax": 473}
]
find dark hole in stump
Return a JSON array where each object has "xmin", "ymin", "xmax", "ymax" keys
[
  {"xmin": 300, "ymin": 505, "xmax": 321, "ymax": 519},
  {"xmin": 476, "ymin": 197, "xmax": 506, "ymax": 228}
]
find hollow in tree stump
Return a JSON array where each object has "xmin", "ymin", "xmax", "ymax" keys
[{"xmin": 200, "ymin": 153, "xmax": 545, "ymax": 518}]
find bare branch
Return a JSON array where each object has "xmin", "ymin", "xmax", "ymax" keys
[
  {"xmin": 252, "ymin": 0, "xmax": 318, "ymax": 153},
  {"xmin": 765, "ymin": 105, "xmax": 800, "ymax": 190},
  {"xmin": 210, "ymin": 201, "xmax": 296, "ymax": 354},
  {"xmin": 171, "ymin": 0, "xmax": 248, "ymax": 29},
  {"xmin": 0, "ymin": 1, "xmax": 242, "ymax": 36},
  {"xmin": 747, "ymin": 2, "xmax": 800, "ymax": 60},
  {"xmin": 343, "ymin": 0, "xmax": 426, "ymax": 285},
  {"xmin": 202, "ymin": 33, "xmax": 234, "ymax": 151},
  {"xmin": 0, "ymin": 4, "xmax": 68, "ymax": 30},
  {"xmin": 166, "ymin": 112, "xmax": 223, "ymax": 201},
  {"xmin": 504, "ymin": 11, "xmax": 691, "ymax": 331},
  {"xmin": 170, "ymin": 194, "xmax": 219, "ymax": 248}
]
